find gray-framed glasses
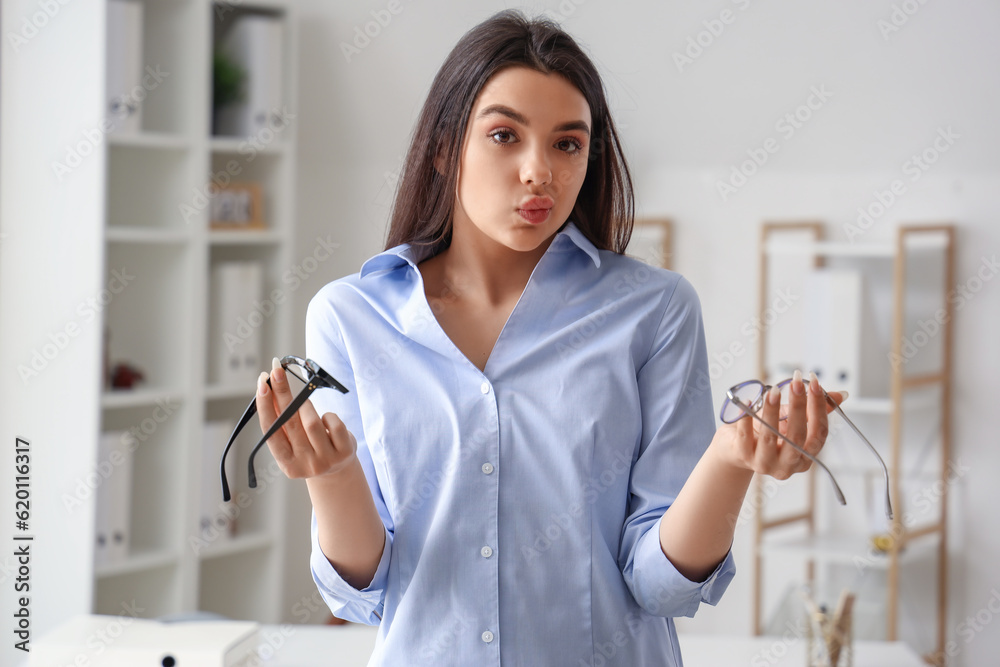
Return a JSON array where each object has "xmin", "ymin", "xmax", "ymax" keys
[
  {"xmin": 720, "ymin": 377, "xmax": 893, "ymax": 519},
  {"xmin": 220, "ymin": 355, "xmax": 348, "ymax": 502}
]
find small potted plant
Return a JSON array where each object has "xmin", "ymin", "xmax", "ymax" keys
[{"xmin": 212, "ymin": 49, "xmax": 246, "ymax": 135}]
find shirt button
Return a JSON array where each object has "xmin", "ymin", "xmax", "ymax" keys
[
  {"xmin": 482, "ymin": 630, "xmax": 494, "ymax": 643},
  {"xmin": 480, "ymin": 381, "xmax": 490, "ymax": 394},
  {"xmin": 481, "ymin": 462, "xmax": 494, "ymax": 475},
  {"xmin": 480, "ymin": 546, "xmax": 493, "ymax": 558}
]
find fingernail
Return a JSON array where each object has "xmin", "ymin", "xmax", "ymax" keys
[
  {"xmin": 809, "ymin": 371, "xmax": 821, "ymax": 393},
  {"xmin": 839, "ymin": 390, "xmax": 850, "ymax": 401},
  {"xmin": 257, "ymin": 371, "xmax": 269, "ymax": 395},
  {"xmin": 768, "ymin": 385, "xmax": 781, "ymax": 405},
  {"xmin": 271, "ymin": 356, "xmax": 285, "ymax": 383},
  {"xmin": 792, "ymin": 369, "xmax": 805, "ymax": 395}
]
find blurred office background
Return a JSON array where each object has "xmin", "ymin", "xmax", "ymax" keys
[{"xmin": 1, "ymin": 1, "xmax": 998, "ymax": 665}]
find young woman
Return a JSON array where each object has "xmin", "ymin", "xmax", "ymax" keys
[{"xmin": 255, "ymin": 10, "xmax": 843, "ymax": 666}]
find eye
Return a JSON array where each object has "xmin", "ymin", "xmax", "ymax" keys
[
  {"xmin": 556, "ymin": 137, "xmax": 584, "ymax": 155},
  {"xmin": 488, "ymin": 128, "xmax": 517, "ymax": 146}
]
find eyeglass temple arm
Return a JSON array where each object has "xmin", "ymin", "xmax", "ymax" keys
[
  {"xmin": 730, "ymin": 397, "xmax": 847, "ymax": 506},
  {"xmin": 825, "ymin": 395, "xmax": 894, "ymax": 520},
  {"xmin": 246, "ymin": 381, "xmax": 320, "ymax": 489},
  {"xmin": 220, "ymin": 385, "xmax": 267, "ymax": 503}
]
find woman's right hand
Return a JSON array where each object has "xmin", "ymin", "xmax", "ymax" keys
[{"xmin": 255, "ymin": 357, "xmax": 359, "ymax": 480}]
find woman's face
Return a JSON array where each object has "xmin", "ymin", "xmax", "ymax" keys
[{"xmin": 451, "ymin": 66, "xmax": 592, "ymax": 254}]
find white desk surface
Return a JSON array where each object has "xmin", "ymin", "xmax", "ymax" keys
[{"xmin": 265, "ymin": 624, "xmax": 927, "ymax": 666}]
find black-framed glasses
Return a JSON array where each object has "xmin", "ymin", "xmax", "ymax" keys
[
  {"xmin": 220, "ymin": 355, "xmax": 348, "ymax": 502},
  {"xmin": 720, "ymin": 377, "xmax": 893, "ymax": 520}
]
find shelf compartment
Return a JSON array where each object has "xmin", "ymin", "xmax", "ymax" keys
[
  {"xmin": 198, "ymin": 547, "xmax": 277, "ymax": 622},
  {"xmin": 133, "ymin": 0, "xmax": 206, "ymax": 136},
  {"xmin": 95, "ymin": 548, "xmax": 179, "ymax": 579},
  {"xmin": 93, "ymin": 562, "xmax": 181, "ymax": 618},
  {"xmin": 206, "ymin": 245, "xmax": 288, "ymax": 386},
  {"xmin": 100, "ymin": 403, "xmax": 189, "ymax": 559},
  {"xmin": 103, "ymin": 243, "xmax": 193, "ymax": 391},
  {"xmin": 199, "ymin": 532, "xmax": 273, "ymax": 561},
  {"xmin": 210, "ymin": 2, "xmax": 292, "ymax": 145},
  {"xmin": 107, "ymin": 142, "xmax": 204, "ymax": 229},
  {"xmin": 102, "ymin": 387, "xmax": 187, "ymax": 411},
  {"xmin": 208, "ymin": 151, "xmax": 288, "ymax": 233}
]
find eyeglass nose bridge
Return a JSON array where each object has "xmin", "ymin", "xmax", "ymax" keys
[{"xmin": 747, "ymin": 384, "xmax": 774, "ymax": 415}]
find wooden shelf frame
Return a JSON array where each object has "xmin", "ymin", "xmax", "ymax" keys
[{"xmin": 752, "ymin": 222, "xmax": 955, "ymax": 666}]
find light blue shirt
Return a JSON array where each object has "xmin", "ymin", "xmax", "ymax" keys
[{"xmin": 305, "ymin": 221, "xmax": 735, "ymax": 666}]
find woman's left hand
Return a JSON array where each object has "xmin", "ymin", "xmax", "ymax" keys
[{"xmin": 713, "ymin": 370, "xmax": 846, "ymax": 480}]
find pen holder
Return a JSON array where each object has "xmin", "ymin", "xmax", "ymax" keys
[{"xmin": 803, "ymin": 589, "xmax": 854, "ymax": 667}]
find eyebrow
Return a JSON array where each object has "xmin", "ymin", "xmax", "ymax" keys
[{"xmin": 476, "ymin": 104, "xmax": 591, "ymax": 136}]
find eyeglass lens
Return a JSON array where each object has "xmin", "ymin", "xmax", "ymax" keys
[
  {"xmin": 721, "ymin": 380, "xmax": 766, "ymax": 423},
  {"xmin": 721, "ymin": 378, "xmax": 819, "ymax": 424}
]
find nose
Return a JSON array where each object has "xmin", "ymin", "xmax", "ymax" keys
[{"xmin": 520, "ymin": 143, "xmax": 552, "ymax": 186}]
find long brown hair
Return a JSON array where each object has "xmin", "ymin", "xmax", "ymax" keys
[{"xmin": 384, "ymin": 9, "xmax": 634, "ymax": 255}]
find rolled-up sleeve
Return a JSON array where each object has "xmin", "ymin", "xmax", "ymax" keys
[
  {"xmin": 627, "ymin": 515, "xmax": 736, "ymax": 617},
  {"xmin": 310, "ymin": 510, "xmax": 392, "ymax": 624},
  {"xmin": 304, "ymin": 286, "xmax": 394, "ymax": 625},
  {"xmin": 619, "ymin": 275, "xmax": 736, "ymax": 618}
]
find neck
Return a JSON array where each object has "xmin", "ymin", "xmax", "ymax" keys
[{"xmin": 434, "ymin": 223, "xmax": 558, "ymax": 307}]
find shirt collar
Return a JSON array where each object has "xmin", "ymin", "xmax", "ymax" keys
[{"xmin": 359, "ymin": 221, "xmax": 601, "ymax": 279}]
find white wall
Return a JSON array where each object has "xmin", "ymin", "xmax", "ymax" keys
[
  {"xmin": 283, "ymin": 0, "xmax": 1000, "ymax": 664},
  {"xmin": 0, "ymin": 1, "xmax": 105, "ymax": 659}
]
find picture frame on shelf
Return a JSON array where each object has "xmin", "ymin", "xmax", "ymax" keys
[{"xmin": 210, "ymin": 182, "xmax": 265, "ymax": 230}]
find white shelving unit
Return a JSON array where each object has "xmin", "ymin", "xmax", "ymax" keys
[
  {"xmin": 751, "ymin": 222, "xmax": 955, "ymax": 665},
  {"xmin": 94, "ymin": 0, "xmax": 298, "ymax": 623}
]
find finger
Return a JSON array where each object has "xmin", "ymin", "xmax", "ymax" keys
[
  {"xmin": 255, "ymin": 371, "xmax": 293, "ymax": 463},
  {"xmin": 296, "ymin": 394, "xmax": 338, "ymax": 458},
  {"xmin": 752, "ymin": 385, "xmax": 782, "ymax": 473},
  {"xmin": 824, "ymin": 390, "xmax": 847, "ymax": 415},
  {"xmin": 267, "ymin": 357, "xmax": 307, "ymax": 443},
  {"xmin": 783, "ymin": 369, "xmax": 808, "ymax": 457},
  {"xmin": 322, "ymin": 412, "xmax": 357, "ymax": 457},
  {"xmin": 803, "ymin": 371, "xmax": 830, "ymax": 459},
  {"xmin": 733, "ymin": 414, "xmax": 756, "ymax": 469}
]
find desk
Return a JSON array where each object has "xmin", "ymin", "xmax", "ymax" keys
[{"xmin": 264, "ymin": 625, "xmax": 927, "ymax": 666}]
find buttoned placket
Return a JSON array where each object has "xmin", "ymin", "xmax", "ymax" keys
[
  {"xmin": 401, "ymin": 246, "xmax": 589, "ymax": 661},
  {"xmin": 477, "ymin": 374, "xmax": 501, "ymax": 659},
  {"xmin": 407, "ymin": 259, "xmax": 504, "ymax": 660}
]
